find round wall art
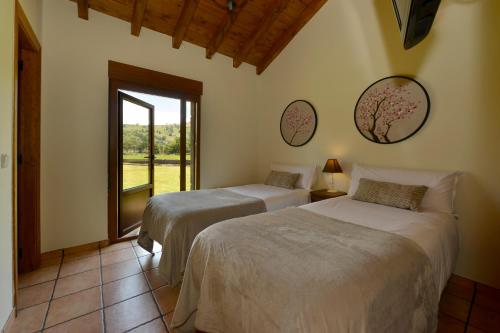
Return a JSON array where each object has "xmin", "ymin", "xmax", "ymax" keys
[
  {"xmin": 354, "ymin": 76, "xmax": 430, "ymax": 144},
  {"xmin": 280, "ymin": 100, "xmax": 317, "ymax": 147}
]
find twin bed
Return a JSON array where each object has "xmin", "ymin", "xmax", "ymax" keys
[{"xmin": 138, "ymin": 163, "xmax": 460, "ymax": 333}]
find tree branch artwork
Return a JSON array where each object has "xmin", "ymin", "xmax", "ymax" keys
[
  {"xmin": 283, "ymin": 105, "xmax": 314, "ymax": 145},
  {"xmin": 356, "ymin": 83, "xmax": 420, "ymax": 143}
]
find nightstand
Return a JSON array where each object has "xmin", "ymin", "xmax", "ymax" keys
[{"xmin": 310, "ymin": 189, "xmax": 347, "ymax": 202}]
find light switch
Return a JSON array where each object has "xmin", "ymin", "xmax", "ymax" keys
[{"xmin": 1, "ymin": 154, "xmax": 9, "ymax": 169}]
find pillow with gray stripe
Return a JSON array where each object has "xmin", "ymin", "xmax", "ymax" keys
[
  {"xmin": 265, "ymin": 171, "xmax": 300, "ymax": 189},
  {"xmin": 352, "ymin": 178, "xmax": 428, "ymax": 211}
]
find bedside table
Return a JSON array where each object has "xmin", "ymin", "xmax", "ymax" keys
[{"xmin": 310, "ymin": 189, "xmax": 347, "ymax": 202}]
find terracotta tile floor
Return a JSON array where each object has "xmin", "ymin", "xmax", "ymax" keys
[
  {"xmin": 10, "ymin": 240, "xmax": 173, "ymax": 333},
  {"xmin": 9, "ymin": 240, "xmax": 500, "ymax": 333}
]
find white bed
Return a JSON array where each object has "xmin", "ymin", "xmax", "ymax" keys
[{"xmin": 171, "ymin": 164, "xmax": 460, "ymax": 333}]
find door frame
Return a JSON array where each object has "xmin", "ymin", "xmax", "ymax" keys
[
  {"xmin": 12, "ymin": 0, "xmax": 42, "ymax": 314},
  {"xmin": 108, "ymin": 61, "xmax": 203, "ymax": 243}
]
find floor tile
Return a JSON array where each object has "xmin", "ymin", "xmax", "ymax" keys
[
  {"xmin": 475, "ymin": 284, "xmax": 500, "ymax": 313},
  {"xmin": 103, "ymin": 273, "xmax": 150, "ymax": 306},
  {"xmin": 164, "ymin": 311, "xmax": 174, "ymax": 327},
  {"xmin": 41, "ymin": 257, "xmax": 62, "ymax": 268},
  {"xmin": 437, "ymin": 313, "xmax": 466, "ymax": 333},
  {"xmin": 104, "ymin": 293, "xmax": 160, "ymax": 333},
  {"xmin": 100, "ymin": 241, "xmax": 133, "ymax": 254},
  {"xmin": 63, "ymin": 249, "xmax": 100, "ymax": 262},
  {"xmin": 18, "ymin": 264, "xmax": 59, "ymax": 288},
  {"xmin": 139, "ymin": 253, "xmax": 161, "ymax": 271},
  {"xmin": 439, "ymin": 293, "xmax": 471, "ymax": 322},
  {"xmin": 45, "ymin": 286, "xmax": 101, "ymax": 328},
  {"xmin": 445, "ymin": 280, "xmax": 475, "ymax": 302},
  {"xmin": 145, "ymin": 268, "xmax": 168, "ymax": 290},
  {"xmin": 153, "ymin": 285, "xmax": 181, "ymax": 315},
  {"xmin": 128, "ymin": 317, "xmax": 167, "ymax": 333},
  {"xmin": 469, "ymin": 303, "xmax": 500, "ymax": 333},
  {"xmin": 53, "ymin": 268, "xmax": 101, "ymax": 298},
  {"xmin": 101, "ymin": 247, "xmax": 137, "ymax": 267},
  {"xmin": 17, "ymin": 280, "xmax": 55, "ymax": 309},
  {"xmin": 44, "ymin": 310, "xmax": 104, "ymax": 333},
  {"xmin": 59, "ymin": 255, "xmax": 100, "ymax": 277},
  {"xmin": 5, "ymin": 302, "xmax": 48, "ymax": 333},
  {"xmin": 101, "ymin": 258, "xmax": 142, "ymax": 284},
  {"xmin": 134, "ymin": 246, "xmax": 153, "ymax": 258},
  {"xmin": 131, "ymin": 239, "xmax": 139, "ymax": 246}
]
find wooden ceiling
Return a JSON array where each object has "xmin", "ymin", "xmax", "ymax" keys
[{"xmin": 72, "ymin": 0, "xmax": 327, "ymax": 74}]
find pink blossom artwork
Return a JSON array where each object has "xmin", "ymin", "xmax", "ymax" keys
[
  {"xmin": 280, "ymin": 100, "xmax": 317, "ymax": 147},
  {"xmin": 354, "ymin": 76, "xmax": 429, "ymax": 144}
]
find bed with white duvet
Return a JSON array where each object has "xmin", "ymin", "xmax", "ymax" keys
[{"xmin": 171, "ymin": 164, "xmax": 460, "ymax": 333}]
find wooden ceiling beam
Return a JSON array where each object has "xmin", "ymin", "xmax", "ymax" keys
[
  {"xmin": 172, "ymin": 0, "xmax": 201, "ymax": 49},
  {"xmin": 233, "ymin": 0, "xmax": 287, "ymax": 68},
  {"xmin": 206, "ymin": 3, "xmax": 248, "ymax": 60},
  {"xmin": 256, "ymin": 0, "xmax": 327, "ymax": 74},
  {"xmin": 77, "ymin": 0, "xmax": 89, "ymax": 20},
  {"xmin": 131, "ymin": 0, "xmax": 149, "ymax": 36}
]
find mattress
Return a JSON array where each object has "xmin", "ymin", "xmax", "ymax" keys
[
  {"xmin": 226, "ymin": 184, "xmax": 310, "ymax": 211},
  {"xmin": 301, "ymin": 196, "xmax": 459, "ymax": 294}
]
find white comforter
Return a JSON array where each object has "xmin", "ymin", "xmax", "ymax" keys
[{"xmin": 172, "ymin": 197, "xmax": 459, "ymax": 333}]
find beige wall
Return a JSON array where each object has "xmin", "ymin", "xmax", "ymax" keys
[
  {"xmin": 0, "ymin": 0, "xmax": 15, "ymax": 326},
  {"xmin": 256, "ymin": 0, "xmax": 500, "ymax": 287},
  {"xmin": 41, "ymin": 0, "xmax": 261, "ymax": 252}
]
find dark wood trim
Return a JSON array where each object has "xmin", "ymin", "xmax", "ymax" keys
[
  {"xmin": 233, "ymin": 0, "xmax": 287, "ymax": 68},
  {"xmin": 180, "ymin": 100, "xmax": 186, "ymax": 191},
  {"xmin": 108, "ymin": 62, "xmax": 202, "ymax": 243},
  {"xmin": 256, "ymin": 0, "xmax": 327, "ymax": 74},
  {"xmin": 77, "ymin": 0, "xmax": 89, "ymax": 20},
  {"xmin": 13, "ymin": 0, "xmax": 42, "ymax": 314},
  {"xmin": 131, "ymin": 0, "xmax": 149, "ymax": 36},
  {"xmin": 108, "ymin": 61, "xmax": 203, "ymax": 97},
  {"xmin": 172, "ymin": 0, "xmax": 201, "ymax": 49}
]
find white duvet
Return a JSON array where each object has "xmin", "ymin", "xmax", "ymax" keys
[
  {"xmin": 302, "ymin": 196, "xmax": 459, "ymax": 295},
  {"xmin": 226, "ymin": 184, "xmax": 310, "ymax": 211}
]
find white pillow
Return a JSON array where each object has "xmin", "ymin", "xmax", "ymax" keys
[
  {"xmin": 348, "ymin": 164, "xmax": 460, "ymax": 214},
  {"xmin": 270, "ymin": 163, "xmax": 317, "ymax": 190}
]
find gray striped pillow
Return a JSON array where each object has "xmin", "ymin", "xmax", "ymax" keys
[{"xmin": 352, "ymin": 178, "xmax": 428, "ymax": 211}]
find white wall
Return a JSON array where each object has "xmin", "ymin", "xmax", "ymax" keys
[
  {"xmin": 0, "ymin": 0, "xmax": 15, "ymax": 328},
  {"xmin": 256, "ymin": 0, "xmax": 500, "ymax": 287},
  {"xmin": 41, "ymin": 0, "xmax": 261, "ymax": 252}
]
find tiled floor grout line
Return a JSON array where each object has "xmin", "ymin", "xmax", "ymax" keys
[
  {"xmin": 40, "ymin": 251, "xmax": 64, "ymax": 332},
  {"xmin": 99, "ymin": 241, "xmax": 108, "ymax": 333},
  {"xmin": 122, "ymin": 314, "xmax": 165, "ymax": 333},
  {"xmin": 135, "ymin": 244, "xmax": 170, "ymax": 332},
  {"xmin": 463, "ymin": 282, "xmax": 478, "ymax": 333}
]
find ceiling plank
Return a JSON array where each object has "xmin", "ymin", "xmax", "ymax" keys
[
  {"xmin": 131, "ymin": 0, "xmax": 149, "ymax": 36},
  {"xmin": 77, "ymin": 0, "xmax": 89, "ymax": 20},
  {"xmin": 172, "ymin": 0, "xmax": 201, "ymax": 49},
  {"xmin": 206, "ymin": 2, "xmax": 249, "ymax": 60},
  {"xmin": 256, "ymin": 0, "xmax": 327, "ymax": 74},
  {"xmin": 233, "ymin": 0, "xmax": 287, "ymax": 68}
]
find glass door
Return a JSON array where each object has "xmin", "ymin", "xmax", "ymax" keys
[{"xmin": 119, "ymin": 92, "xmax": 154, "ymax": 237}]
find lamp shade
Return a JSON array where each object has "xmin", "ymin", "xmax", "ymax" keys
[{"xmin": 322, "ymin": 159, "xmax": 343, "ymax": 173}]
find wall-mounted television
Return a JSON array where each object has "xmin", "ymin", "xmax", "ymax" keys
[{"xmin": 392, "ymin": 0, "xmax": 441, "ymax": 49}]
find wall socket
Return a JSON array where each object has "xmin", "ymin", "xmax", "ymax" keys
[{"xmin": 1, "ymin": 154, "xmax": 9, "ymax": 169}]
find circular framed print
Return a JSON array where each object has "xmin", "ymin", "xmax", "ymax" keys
[
  {"xmin": 354, "ymin": 76, "xmax": 430, "ymax": 144},
  {"xmin": 280, "ymin": 100, "xmax": 317, "ymax": 147}
]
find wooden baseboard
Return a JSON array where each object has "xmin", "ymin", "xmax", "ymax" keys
[
  {"xmin": 2, "ymin": 307, "xmax": 16, "ymax": 333},
  {"xmin": 40, "ymin": 236, "xmax": 137, "ymax": 260}
]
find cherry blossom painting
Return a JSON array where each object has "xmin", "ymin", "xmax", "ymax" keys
[
  {"xmin": 354, "ymin": 76, "xmax": 430, "ymax": 144},
  {"xmin": 280, "ymin": 100, "xmax": 317, "ymax": 147}
]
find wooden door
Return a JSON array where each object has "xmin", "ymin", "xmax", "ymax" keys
[
  {"xmin": 118, "ymin": 92, "xmax": 155, "ymax": 237},
  {"xmin": 17, "ymin": 47, "xmax": 41, "ymax": 273}
]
